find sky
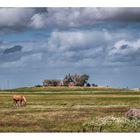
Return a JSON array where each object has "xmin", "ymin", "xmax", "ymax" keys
[{"xmin": 1, "ymin": 8, "xmax": 140, "ymax": 89}]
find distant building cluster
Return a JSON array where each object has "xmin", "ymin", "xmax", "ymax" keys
[
  {"xmin": 43, "ymin": 80, "xmax": 76, "ymax": 87},
  {"xmin": 42, "ymin": 74, "xmax": 100, "ymax": 88},
  {"xmin": 43, "ymin": 74, "xmax": 89, "ymax": 87}
]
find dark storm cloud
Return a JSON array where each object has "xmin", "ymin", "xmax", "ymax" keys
[
  {"xmin": 0, "ymin": 45, "xmax": 23, "ymax": 63},
  {"xmin": 1, "ymin": 8, "xmax": 140, "ymax": 32},
  {"xmin": 120, "ymin": 44, "xmax": 129, "ymax": 50},
  {"xmin": 3, "ymin": 45, "xmax": 22, "ymax": 54},
  {"xmin": 34, "ymin": 8, "xmax": 48, "ymax": 14},
  {"xmin": 96, "ymin": 8, "xmax": 140, "ymax": 22},
  {"xmin": 0, "ymin": 40, "xmax": 45, "ymax": 68},
  {"xmin": 30, "ymin": 8, "xmax": 140, "ymax": 29}
]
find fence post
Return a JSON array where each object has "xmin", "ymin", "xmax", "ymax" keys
[
  {"xmin": 99, "ymin": 126, "xmax": 103, "ymax": 132},
  {"xmin": 83, "ymin": 128, "xmax": 86, "ymax": 132}
]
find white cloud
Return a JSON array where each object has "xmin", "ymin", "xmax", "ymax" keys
[
  {"xmin": 109, "ymin": 39, "xmax": 140, "ymax": 55},
  {"xmin": 47, "ymin": 30, "xmax": 113, "ymax": 52},
  {"xmin": 0, "ymin": 29, "xmax": 140, "ymax": 68},
  {"xmin": 0, "ymin": 8, "xmax": 34, "ymax": 28},
  {"xmin": 106, "ymin": 39, "xmax": 140, "ymax": 66},
  {"xmin": 30, "ymin": 13, "xmax": 46, "ymax": 29},
  {"xmin": 45, "ymin": 30, "xmax": 129, "ymax": 67}
]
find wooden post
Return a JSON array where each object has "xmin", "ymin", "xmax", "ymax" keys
[
  {"xmin": 83, "ymin": 128, "xmax": 86, "ymax": 132},
  {"xmin": 99, "ymin": 126, "xmax": 103, "ymax": 132}
]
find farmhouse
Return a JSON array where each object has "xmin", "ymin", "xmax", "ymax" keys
[
  {"xmin": 43, "ymin": 80, "xmax": 63, "ymax": 87},
  {"xmin": 68, "ymin": 82, "xmax": 76, "ymax": 88},
  {"xmin": 43, "ymin": 73, "xmax": 89, "ymax": 87}
]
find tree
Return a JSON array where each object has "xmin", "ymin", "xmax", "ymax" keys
[
  {"xmin": 86, "ymin": 83, "xmax": 91, "ymax": 87},
  {"xmin": 92, "ymin": 83, "xmax": 98, "ymax": 87},
  {"xmin": 63, "ymin": 74, "xmax": 73, "ymax": 86},
  {"xmin": 63, "ymin": 74, "xmax": 89, "ymax": 86},
  {"xmin": 79, "ymin": 74, "xmax": 89, "ymax": 86},
  {"xmin": 35, "ymin": 85, "xmax": 42, "ymax": 87}
]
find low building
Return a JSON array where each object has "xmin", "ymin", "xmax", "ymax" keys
[
  {"xmin": 68, "ymin": 82, "xmax": 76, "ymax": 88},
  {"xmin": 43, "ymin": 80, "xmax": 63, "ymax": 87}
]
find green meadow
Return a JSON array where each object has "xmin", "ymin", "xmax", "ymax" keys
[{"xmin": 0, "ymin": 87, "xmax": 140, "ymax": 132}]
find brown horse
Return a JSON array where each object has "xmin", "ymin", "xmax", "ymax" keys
[{"xmin": 12, "ymin": 95, "xmax": 27, "ymax": 107}]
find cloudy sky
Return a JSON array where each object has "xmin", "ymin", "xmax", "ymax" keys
[{"xmin": 1, "ymin": 8, "xmax": 140, "ymax": 89}]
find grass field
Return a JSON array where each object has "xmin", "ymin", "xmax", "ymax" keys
[{"xmin": 0, "ymin": 87, "xmax": 140, "ymax": 132}]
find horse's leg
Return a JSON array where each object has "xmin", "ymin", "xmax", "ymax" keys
[
  {"xmin": 21, "ymin": 99, "xmax": 25, "ymax": 107},
  {"xmin": 13, "ymin": 100, "xmax": 17, "ymax": 107},
  {"xmin": 16, "ymin": 101, "xmax": 19, "ymax": 107},
  {"xmin": 17, "ymin": 101, "xmax": 19, "ymax": 107},
  {"xmin": 20, "ymin": 100, "xmax": 22, "ymax": 107},
  {"xmin": 19, "ymin": 100, "xmax": 23, "ymax": 107},
  {"xmin": 22, "ymin": 101, "xmax": 25, "ymax": 107},
  {"xmin": 23, "ymin": 101, "xmax": 26, "ymax": 106}
]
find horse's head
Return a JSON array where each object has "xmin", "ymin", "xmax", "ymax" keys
[
  {"xmin": 22, "ymin": 96, "xmax": 27, "ymax": 106},
  {"xmin": 23, "ymin": 100, "xmax": 27, "ymax": 106}
]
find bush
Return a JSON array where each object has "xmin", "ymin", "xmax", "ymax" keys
[
  {"xmin": 92, "ymin": 83, "xmax": 98, "ymax": 87},
  {"xmin": 86, "ymin": 83, "xmax": 91, "ymax": 87},
  {"xmin": 82, "ymin": 116, "xmax": 140, "ymax": 132},
  {"xmin": 35, "ymin": 85, "xmax": 42, "ymax": 87}
]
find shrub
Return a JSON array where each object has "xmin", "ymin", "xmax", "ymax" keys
[
  {"xmin": 86, "ymin": 83, "xmax": 91, "ymax": 87},
  {"xmin": 35, "ymin": 85, "xmax": 42, "ymax": 87},
  {"xmin": 82, "ymin": 116, "xmax": 140, "ymax": 132}
]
